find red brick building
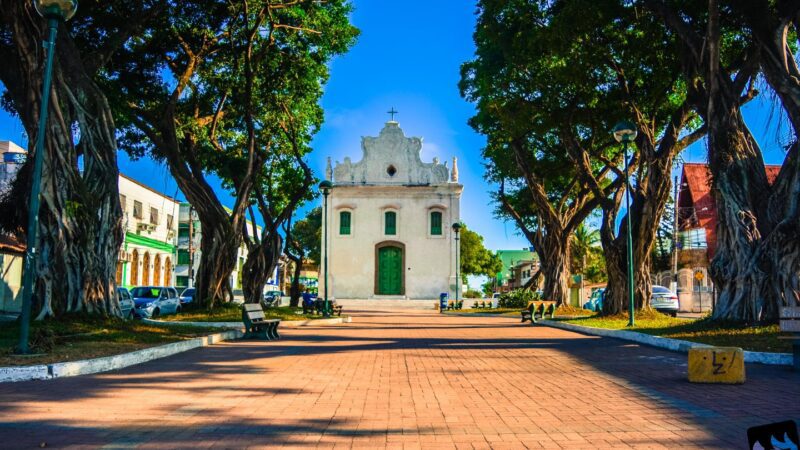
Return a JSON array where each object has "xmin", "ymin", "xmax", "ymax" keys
[{"xmin": 678, "ymin": 163, "xmax": 781, "ymax": 259}]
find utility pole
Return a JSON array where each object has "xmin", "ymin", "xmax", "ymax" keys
[
  {"xmin": 671, "ymin": 176, "xmax": 679, "ymax": 294},
  {"xmin": 188, "ymin": 205, "xmax": 194, "ymax": 288}
]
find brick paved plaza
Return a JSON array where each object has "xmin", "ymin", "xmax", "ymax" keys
[{"xmin": 1, "ymin": 310, "xmax": 798, "ymax": 449}]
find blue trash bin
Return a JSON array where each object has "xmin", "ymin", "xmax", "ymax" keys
[{"xmin": 439, "ymin": 293, "xmax": 448, "ymax": 313}]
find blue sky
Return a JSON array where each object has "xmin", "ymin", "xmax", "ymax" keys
[{"xmin": 0, "ymin": 1, "xmax": 793, "ymax": 256}]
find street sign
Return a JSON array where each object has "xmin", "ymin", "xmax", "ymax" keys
[{"xmin": 694, "ymin": 270, "xmax": 704, "ymax": 281}]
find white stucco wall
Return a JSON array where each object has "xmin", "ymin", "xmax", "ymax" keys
[
  {"xmin": 321, "ymin": 121, "xmax": 462, "ymax": 300},
  {"xmin": 118, "ymin": 175, "xmax": 180, "ymax": 287}
]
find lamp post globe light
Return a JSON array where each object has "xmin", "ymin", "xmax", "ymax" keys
[
  {"xmin": 34, "ymin": 0, "xmax": 78, "ymax": 20},
  {"xmin": 319, "ymin": 180, "xmax": 333, "ymax": 318},
  {"xmin": 612, "ymin": 120, "xmax": 638, "ymax": 327},
  {"xmin": 452, "ymin": 222, "xmax": 462, "ymax": 305},
  {"xmin": 17, "ymin": 0, "xmax": 78, "ymax": 354}
]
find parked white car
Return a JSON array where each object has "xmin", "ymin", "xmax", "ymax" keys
[
  {"xmin": 650, "ymin": 285, "xmax": 679, "ymax": 317},
  {"xmin": 117, "ymin": 287, "xmax": 135, "ymax": 319}
]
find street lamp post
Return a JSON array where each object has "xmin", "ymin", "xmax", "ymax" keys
[
  {"xmin": 612, "ymin": 120, "xmax": 638, "ymax": 327},
  {"xmin": 17, "ymin": 0, "xmax": 78, "ymax": 354},
  {"xmin": 452, "ymin": 222, "xmax": 462, "ymax": 304},
  {"xmin": 319, "ymin": 180, "xmax": 332, "ymax": 318}
]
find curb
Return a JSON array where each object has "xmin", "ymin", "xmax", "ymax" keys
[
  {"xmin": 0, "ymin": 329, "xmax": 243, "ymax": 383},
  {"xmin": 145, "ymin": 316, "xmax": 352, "ymax": 328},
  {"xmin": 541, "ymin": 320, "xmax": 793, "ymax": 366}
]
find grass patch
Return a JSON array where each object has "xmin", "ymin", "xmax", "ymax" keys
[
  {"xmin": 555, "ymin": 305, "xmax": 595, "ymax": 317},
  {"xmin": 0, "ymin": 315, "xmax": 220, "ymax": 367},
  {"xmin": 558, "ymin": 310, "xmax": 792, "ymax": 353},
  {"xmin": 163, "ymin": 303, "xmax": 325, "ymax": 323}
]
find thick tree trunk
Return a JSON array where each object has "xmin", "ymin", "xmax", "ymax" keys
[
  {"xmin": 601, "ymin": 234, "xmax": 653, "ymax": 316},
  {"xmin": 0, "ymin": 4, "xmax": 123, "ymax": 318},
  {"xmin": 601, "ymin": 126, "xmax": 680, "ymax": 316},
  {"xmin": 284, "ymin": 250, "xmax": 303, "ymax": 307},
  {"xmin": 600, "ymin": 186, "xmax": 651, "ymax": 316},
  {"xmin": 536, "ymin": 232, "xmax": 571, "ymax": 306},
  {"xmin": 242, "ymin": 232, "xmax": 282, "ymax": 305},
  {"xmin": 706, "ymin": 2, "xmax": 776, "ymax": 322},
  {"xmin": 745, "ymin": 9, "xmax": 800, "ymax": 309},
  {"xmin": 193, "ymin": 220, "xmax": 239, "ymax": 308}
]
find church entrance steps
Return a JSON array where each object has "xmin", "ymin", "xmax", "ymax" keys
[{"xmin": 333, "ymin": 298, "xmax": 436, "ymax": 310}]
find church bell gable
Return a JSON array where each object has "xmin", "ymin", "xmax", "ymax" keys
[{"xmin": 332, "ymin": 121, "xmax": 450, "ymax": 185}]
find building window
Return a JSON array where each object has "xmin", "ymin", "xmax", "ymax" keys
[
  {"xmin": 177, "ymin": 249, "xmax": 190, "ymax": 265},
  {"xmin": 385, "ymin": 211, "xmax": 396, "ymax": 235},
  {"xmin": 133, "ymin": 201, "xmax": 143, "ymax": 219},
  {"xmin": 119, "ymin": 194, "xmax": 127, "ymax": 213},
  {"xmin": 176, "ymin": 276, "xmax": 189, "ymax": 288},
  {"xmin": 150, "ymin": 207, "xmax": 159, "ymax": 225},
  {"xmin": 166, "ymin": 214, "xmax": 174, "ymax": 230},
  {"xmin": 339, "ymin": 211, "xmax": 351, "ymax": 235},
  {"xmin": 430, "ymin": 211, "xmax": 442, "ymax": 235},
  {"xmin": 178, "ymin": 226, "xmax": 190, "ymax": 238}
]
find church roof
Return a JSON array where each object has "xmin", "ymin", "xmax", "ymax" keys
[{"xmin": 330, "ymin": 121, "xmax": 457, "ymax": 186}]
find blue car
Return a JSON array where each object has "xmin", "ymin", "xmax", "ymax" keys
[
  {"xmin": 583, "ymin": 288, "xmax": 605, "ymax": 312},
  {"xmin": 179, "ymin": 287, "xmax": 196, "ymax": 305}
]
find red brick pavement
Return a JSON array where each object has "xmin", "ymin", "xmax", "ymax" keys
[{"xmin": 0, "ymin": 310, "xmax": 798, "ymax": 449}]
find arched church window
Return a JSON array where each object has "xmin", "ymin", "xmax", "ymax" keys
[
  {"xmin": 385, "ymin": 211, "xmax": 397, "ymax": 235},
  {"xmin": 430, "ymin": 211, "xmax": 442, "ymax": 235},
  {"xmin": 339, "ymin": 211, "xmax": 351, "ymax": 235}
]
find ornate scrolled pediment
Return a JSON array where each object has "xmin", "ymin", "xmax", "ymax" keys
[{"xmin": 332, "ymin": 121, "xmax": 451, "ymax": 186}]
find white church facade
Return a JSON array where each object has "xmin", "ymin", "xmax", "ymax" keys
[{"xmin": 322, "ymin": 120, "xmax": 462, "ymax": 301}]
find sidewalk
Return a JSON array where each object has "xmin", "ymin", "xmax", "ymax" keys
[{"xmin": 0, "ymin": 309, "xmax": 797, "ymax": 448}]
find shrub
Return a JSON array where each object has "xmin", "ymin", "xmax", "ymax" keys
[
  {"xmin": 464, "ymin": 289, "xmax": 482, "ymax": 299},
  {"xmin": 498, "ymin": 289, "xmax": 541, "ymax": 308}
]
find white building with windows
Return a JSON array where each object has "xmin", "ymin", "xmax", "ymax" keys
[
  {"xmin": 322, "ymin": 120, "xmax": 462, "ymax": 301},
  {"xmin": 117, "ymin": 175, "xmax": 180, "ymax": 288}
]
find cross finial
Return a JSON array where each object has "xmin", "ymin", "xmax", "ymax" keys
[{"xmin": 387, "ymin": 107, "xmax": 398, "ymax": 121}]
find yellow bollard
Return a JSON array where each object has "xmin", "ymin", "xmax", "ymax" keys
[{"xmin": 688, "ymin": 347, "xmax": 745, "ymax": 384}]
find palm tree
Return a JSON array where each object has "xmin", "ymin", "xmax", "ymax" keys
[{"xmin": 571, "ymin": 223, "xmax": 600, "ymax": 274}]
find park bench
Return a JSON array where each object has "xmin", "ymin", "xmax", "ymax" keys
[
  {"xmin": 779, "ymin": 306, "xmax": 800, "ymax": 371},
  {"xmin": 242, "ymin": 303, "xmax": 280, "ymax": 340},
  {"xmin": 446, "ymin": 300, "xmax": 463, "ymax": 310},
  {"xmin": 520, "ymin": 300, "xmax": 557, "ymax": 324}
]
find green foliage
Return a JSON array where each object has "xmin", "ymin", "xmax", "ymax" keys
[
  {"xmin": 498, "ymin": 289, "xmax": 541, "ymax": 309},
  {"xmin": 459, "ymin": 224, "xmax": 503, "ymax": 279},
  {"xmin": 571, "ymin": 223, "xmax": 606, "ymax": 283},
  {"xmin": 481, "ymin": 280, "xmax": 496, "ymax": 297},
  {"xmin": 291, "ymin": 207, "xmax": 322, "ymax": 265},
  {"xmin": 464, "ymin": 289, "xmax": 483, "ymax": 299},
  {"xmin": 652, "ymin": 195, "xmax": 675, "ymax": 273}
]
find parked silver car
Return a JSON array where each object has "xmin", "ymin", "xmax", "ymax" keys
[
  {"xmin": 117, "ymin": 287, "xmax": 135, "ymax": 319},
  {"xmin": 131, "ymin": 286, "xmax": 181, "ymax": 318},
  {"xmin": 650, "ymin": 285, "xmax": 679, "ymax": 317}
]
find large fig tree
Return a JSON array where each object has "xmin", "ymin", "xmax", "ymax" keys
[
  {"xmin": 0, "ymin": 1, "xmax": 164, "ymax": 318},
  {"xmin": 109, "ymin": 0, "xmax": 357, "ymax": 309}
]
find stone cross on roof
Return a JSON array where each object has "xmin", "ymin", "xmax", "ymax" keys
[{"xmin": 387, "ymin": 107, "xmax": 398, "ymax": 121}]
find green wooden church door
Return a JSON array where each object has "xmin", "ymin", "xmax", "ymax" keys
[{"xmin": 377, "ymin": 246, "xmax": 402, "ymax": 295}]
